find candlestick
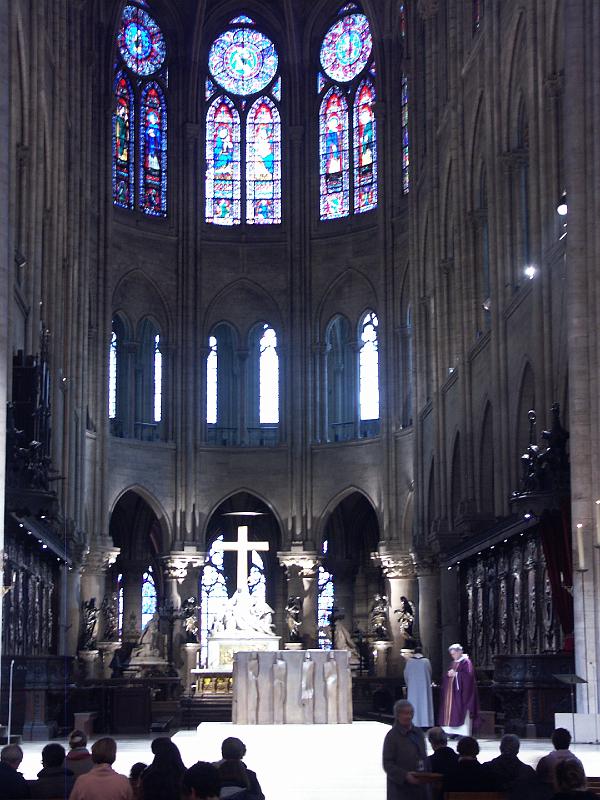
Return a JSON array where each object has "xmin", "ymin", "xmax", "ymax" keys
[
  {"xmin": 595, "ymin": 500, "xmax": 600, "ymax": 547},
  {"xmin": 576, "ymin": 523, "xmax": 586, "ymax": 571}
]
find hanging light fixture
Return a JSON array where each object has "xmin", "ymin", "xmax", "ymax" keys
[{"xmin": 557, "ymin": 192, "xmax": 568, "ymax": 216}]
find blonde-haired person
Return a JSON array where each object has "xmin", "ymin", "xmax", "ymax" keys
[{"xmin": 70, "ymin": 737, "xmax": 133, "ymax": 800}]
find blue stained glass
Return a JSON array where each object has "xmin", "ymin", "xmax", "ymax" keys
[
  {"xmin": 200, "ymin": 535, "xmax": 230, "ymax": 667},
  {"xmin": 317, "ymin": 71, "xmax": 326, "ymax": 94},
  {"xmin": 112, "ymin": 71, "xmax": 134, "ymax": 209},
  {"xmin": 339, "ymin": 3, "xmax": 358, "ymax": 13},
  {"xmin": 205, "ymin": 96, "xmax": 241, "ymax": 225},
  {"xmin": 139, "ymin": 83, "xmax": 167, "ymax": 216},
  {"xmin": 320, "ymin": 13, "xmax": 372, "ymax": 83},
  {"xmin": 246, "ymin": 98, "xmax": 281, "ymax": 225},
  {"xmin": 353, "ymin": 79, "xmax": 377, "ymax": 213},
  {"xmin": 272, "ymin": 76, "xmax": 281, "ymax": 102},
  {"xmin": 118, "ymin": 5, "xmax": 166, "ymax": 76},
  {"xmin": 109, "ymin": 331, "xmax": 118, "ymax": 418},
  {"xmin": 230, "ymin": 15, "xmax": 255, "ymax": 24},
  {"xmin": 209, "ymin": 27, "xmax": 278, "ymax": 96},
  {"xmin": 206, "ymin": 78, "xmax": 216, "ymax": 100},
  {"xmin": 320, "ymin": 88, "xmax": 350, "ymax": 220},
  {"xmin": 141, "ymin": 568, "xmax": 157, "ymax": 629},
  {"xmin": 402, "ymin": 73, "xmax": 410, "ymax": 194}
]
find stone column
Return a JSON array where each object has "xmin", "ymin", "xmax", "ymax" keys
[
  {"xmin": 278, "ymin": 550, "xmax": 320, "ymax": 649},
  {"xmin": 161, "ymin": 551, "xmax": 204, "ymax": 679},
  {"xmin": 79, "ymin": 540, "xmax": 119, "ymax": 645},
  {"xmin": 376, "ymin": 550, "xmax": 417, "ymax": 676},
  {"xmin": 413, "ymin": 551, "xmax": 441, "ymax": 674}
]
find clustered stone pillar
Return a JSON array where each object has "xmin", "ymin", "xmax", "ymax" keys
[
  {"xmin": 278, "ymin": 550, "xmax": 320, "ymax": 649},
  {"xmin": 78, "ymin": 540, "xmax": 119, "ymax": 679},
  {"xmin": 377, "ymin": 550, "xmax": 418, "ymax": 676},
  {"xmin": 161, "ymin": 550, "xmax": 204, "ymax": 686},
  {"xmin": 413, "ymin": 551, "xmax": 442, "ymax": 676}
]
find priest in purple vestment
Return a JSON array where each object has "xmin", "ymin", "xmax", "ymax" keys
[{"xmin": 438, "ymin": 643, "xmax": 480, "ymax": 735}]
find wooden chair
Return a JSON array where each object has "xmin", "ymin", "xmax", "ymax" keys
[{"xmin": 587, "ymin": 777, "xmax": 600, "ymax": 795}]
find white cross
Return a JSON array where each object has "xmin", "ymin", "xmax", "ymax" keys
[{"xmin": 213, "ymin": 525, "xmax": 269, "ymax": 592}]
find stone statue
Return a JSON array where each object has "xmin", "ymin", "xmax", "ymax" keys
[
  {"xmin": 325, "ymin": 608, "xmax": 360, "ymax": 663},
  {"xmin": 100, "ymin": 594, "xmax": 118, "ymax": 641},
  {"xmin": 212, "ymin": 588, "xmax": 274, "ymax": 635},
  {"xmin": 248, "ymin": 654, "xmax": 259, "ymax": 725},
  {"xmin": 273, "ymin": 657, "xmax": 287, "ymax": 725},
  {"xmin": 369, "ymin": 594, "xmax": 390, "ymax": 640},
  {"xmin": 79, "ymin": 598, "xmax": 99, "ymax": 651},
  {"xmin": 395, "ymin": 596, "xmax": 416, "ymax": 646},
  {"xmin": 182, "ymin": 596, "xmax": 199, "ymax": 643},
  {"xmin": 137, "ymin": 612, "xmax": 165, "ymax": 658},
  {"xmin": 301, "ymin": 652, "xmax": 315, "ymax": 723},
  {"xmin": 284, "ymin": 595, "xmax": 303, "ymax": 642},
  {"xmin": 109, "ymin": 641, "xmax": 136, "ymax": 678},
  {"xmin": 324, "ymin": 652, "xmax": 339, "ymax": 724}
]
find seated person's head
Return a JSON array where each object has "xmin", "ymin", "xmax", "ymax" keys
[
  {"xmin": 68, "ymin": 729, "xmax": 88, "ymax": 751},
  {"xmin": 457, "ymin": 736, "xmax": 480, "ymax": 759},
  {"xmin": 42, "ymin": 743, "xmax": 66, "ymax": 769},
  {"xmin": 221, "ymin": 737, "xmax": 246, "ymax": 761},
  {"xmin": 555, "ymin": 758, "xmax": 587, "ymax": 792},
  {"xmin": 1, "ymin": 744, "xmax": 23, "ymax": 769},
  {"xmin": 91, "ymin": 737, "xmax": 117, "ymax": 765},
  {"xmin": 217, "ymin": 759, "xmax": 250, "ymax": 789},
  {"xmin": 499, "ymin": 733, "xmax": 520, "ymax": 757},
  {"xmin": 183, "ymin": 762, "xmax": 221, "ymax": 800},
  {"xmin": 552, "ymin": 728, "xmax": 572, "ymax": 751},
  {"xmin": 427, "ymin": 727, "xmax": 448, "ymax": 750},
  {"xmin": 129, "ymin": 762, "xmax": 147, "ymax": 784}
]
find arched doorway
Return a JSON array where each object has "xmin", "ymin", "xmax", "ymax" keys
[
  {"xmin": 108, "ymin": 490, "xmax": 165, "ymax": 641},
  {"xmin": 319, "ymin": 491, "xmax": 381, "ymax": 648},
  {"xmin": 200, "ymin": 492, "xmax": 283, "ymax": 667}
]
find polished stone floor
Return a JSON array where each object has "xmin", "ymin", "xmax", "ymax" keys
[{"xmin": 15, "ymin": 723, "xmax": 600, "ymax": 799}]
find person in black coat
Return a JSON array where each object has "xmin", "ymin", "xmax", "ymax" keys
[
  {"xmin": 216, "ymin": 738, "xmax": 265, "ymax": 800},
  {"xmin": 140, "ymin": 737, "xmax": 186, "ymax": 800},
  {"xmin": 551, "ymin": 758, "xmax": 597, "ymax": 800},
  {"xmin": 443, "ymin": 736, "xmax": 498, "ymax": 793},
  {"xmin": 427, "ymin": 727, "xmax": 458, "ymax": 778},
  {"xmin": 484, "ymin": 733, "xmax": 538, "ymax": 795},
  {"xmin": 29, "ymin": 743, "xmax": 76, "ymax": 799},
  {"xmin": 0, "ymin": 744, "xmax": 30, "ymax": 800}
]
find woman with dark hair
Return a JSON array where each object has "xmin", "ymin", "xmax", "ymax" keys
[
  {"xmin": 140, "ymin": 738, "xmax": 186, "ymax": 800},
  {"xmin": 551, "ymin": 759, "xmax": 596, "ymax": 800},
  {"xmin": 129, "ymin": 762, "xmax": 147, "ymax": 800},
  {"xmin": 216, "ymin": 760, "xmax": 259, "ymax": 800}
]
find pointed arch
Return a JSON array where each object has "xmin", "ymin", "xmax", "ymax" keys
[
  {"xmin": 205, "ymin": 95, "xmax": 241, "ymax": 225},
  {"xmin": 353, "ymin": 78, "xmax": 377, "ymax": 213},
  {"xmin": 246, "ymin": 97, "xmax": 281, "ymax": 225},
  {"xmin": 358, "ymin": 309, "xmax": 380, "ymax": 422},
  {"xmin": 320, "ymin": 87, "xmax": 350, "ymax": 220},
  {"xmin": 450, "ymin": 433, "xmax": 462, "ymax": 529},
  {"xmin": 139, "ymin": 82, "xmax": 167, "ymax": 216},
  {"xmin": 112, "ymin": 71, "xmax": 135, "ymax": 209},
  {"xmin": 479, "ymin": 402, "xmax": 495, "ymax": 515},
  {"xmin": 515, "ymin": 362, "xmax": 536, "ymax": 472}
]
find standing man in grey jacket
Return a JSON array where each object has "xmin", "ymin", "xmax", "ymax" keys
[{"xmin": 383, "ymin": 700, "xmax": 428, "ymax": 800}]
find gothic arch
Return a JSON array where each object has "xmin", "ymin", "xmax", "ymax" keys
[
  {"xmin": 112, "ymin": 269, "xmax": 172, "ymax": 340},
  {"xmin": 467, "ymin": 91, "xmax": 487, "ymax": 207},
  {"xmin": 514, "ymin": 361, "xmax": 536, "ymax": 478},
  {"xmin": 317, "ymin": 268, "xmax": 378, "ymax": 340},
  {"xmin": 317, "ymin": 484, "xmax": 381, "ymax": 545},
  {"xmin": 449, "ymin": 432, "xmax": 462, "ymax": 529},
  {"xmin": 201, "ymin": 488, "xmax": 284, "ymax": 549},
  {"xmin": 478, "ymin": 401, "xmax": 495, "ymax": 515},
  {"xmin": 502, "ymin": 9, "xmax": 528, "ymax": 150},
  {"xmin": 109, "ymin": 484, "xmax": 172, "ymax": 551},
  {"xmin": 203, "ymin": 278, "xmax": 283, "ymax": 344}
]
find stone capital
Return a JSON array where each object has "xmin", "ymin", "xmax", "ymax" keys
[
  {"xmin": 162, "ymin": 549, "xmax": 205, "ymax": 583},
  {"xmin": 411, "ymin": 549, "xmax": 438, "ymax": 576},
  {"xmin": 278, "ymin": 550, "xmax": 320, "ymax": 578},
  {"xmin": 417, "ymin": 0, "xmax": 438, "ymax": 19},
  {"xmin": 374, "ymin": 548, "xmax": 415, "ymax": 579},
  {"xmin": 81, "ymin": 542, "xmax": 119, "ymax": 576}
]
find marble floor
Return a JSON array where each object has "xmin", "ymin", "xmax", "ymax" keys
[{"xmin": 15, "ymin": 723, "xmax": 600, "ymax": 799}]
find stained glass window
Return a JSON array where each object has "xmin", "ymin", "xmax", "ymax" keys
[
  {"xmin": 154, "ymin": 334, "xmax": 162, "ymax": 422},
  {"xmin": 402, "ymin": 74, "xmax": 410, "ymax": 194},
  {"xmin": 246, "ymin": 98, "xmax": 281, "ymax": 224},
  {"xmin": 113, "ymin": 72, "xmax": 134, "ymax": 208},
  {"xmin": 141, "ymin": 568, "xmax": 157, "ymax": 629},
  {"xmin": 473, "ymin": 0, "xmax": 482, "ymax": 33},
  {"xmin": 318, "ymin": 6, "xmax": 376, "ymax": 220},
  {"xmin": 353, "ymin": 79, "xmax": 377, "ymax": 213},
  {"xmin": 259, "ymin": 326, "xmax": 279, "ymax": 424},
  {"xmin": 200, "ymin": 535, "xmax": 230, "ymax": 667},
  {"xmin": 118, "ymin": 5, "xmax": 166, "ymax": 76},
  {"xmin": 318, "ymin": 540, "xmax": 334, "ymax": 649},
  {"xmin": 248, "ymin": 550, "xmax": 266, "ymax": 602},
  {"xmin": 320, "ymin": 89, "xmax": 350, "ymax": 220},
  {"xmin": 206, "ymin": 97, "xmax": 241, "ymax": 225},
  {"xmin": 205, "ymin": 19, "xmax": 281, "ymax": 226},
  {"xmin": 109, "ymin": 332, "xmax": 118, "ymax": 420},
  {"xmin": 320, "ymin": 14, "xmax": 372, "ymax": 83},
  {"xmin": 117, "ymin": 573, "xmax": 124, "ymax": 636},
  {"xmin": 359, "ymin": 311, "xmax": 379, "ymax": 420},
  {"xmin": 139, "ymin": 83, "xmax": 167, "ymax": 216},
  {"xmin": 208, "ymin": 27, "xmax": 278, "ymax": 96},
  {"xmin": 207, "ymin": 335, "xmax": 218, "ymax": 424},
  {"xmin": 399, "ymin": 2, "xmax": 407, "ymax": 41}
]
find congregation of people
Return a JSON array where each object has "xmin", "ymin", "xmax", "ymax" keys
[
  {"xmin": 383, "ymin": 699, "xmax": 596, "ymax": 800},
  {"xmin": 0, "ymin": 732, "xmax": 265, "ymax": 800}
]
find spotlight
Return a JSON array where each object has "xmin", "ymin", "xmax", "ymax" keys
[
  {"xmin": 524, "ymin": 265, "xmax": 537, "ymax": 280},
  {"xmin": 524, "ymin": 513, "xmax": 531, "ymax": 520},
  {"xmin": 482, "ymin": 297, "xmax": 491, "ymax": 312},
  {"xmin": 557, "ymin": 192, "xmax": 567, "ymax": 216}
]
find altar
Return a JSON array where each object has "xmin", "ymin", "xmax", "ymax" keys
[{"xmin": 232, "ymin": 649, "xmax": 352, "ymax": 725}]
